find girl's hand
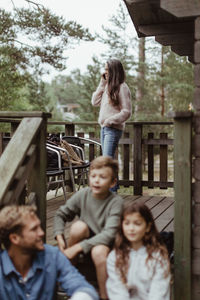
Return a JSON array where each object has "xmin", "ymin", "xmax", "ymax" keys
[{"xmin": 56, "ymin": 234, "xmax": 66, "ymax": 252}]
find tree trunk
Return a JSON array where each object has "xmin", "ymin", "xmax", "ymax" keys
[{"xmin": 135, "ymin": 37, "xmax": 146, "ymax": 120}]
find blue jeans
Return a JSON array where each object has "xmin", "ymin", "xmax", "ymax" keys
[{"xmin": 101, "ymin": 126, "xmax": 122, "ymax": 192}]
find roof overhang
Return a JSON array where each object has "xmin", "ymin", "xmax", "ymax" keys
[{"xmin": 124, "ymin": 0, "xmax": 200, "ymax": 62}]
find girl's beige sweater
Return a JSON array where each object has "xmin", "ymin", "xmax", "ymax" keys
[{"xmin": 91, "ymin": 79, "xmax": 132, "ymax": 131}]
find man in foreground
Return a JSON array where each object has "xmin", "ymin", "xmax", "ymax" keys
[{"xmin": 0, "ymin": 205, "xmax": 99, "ymax": 300}]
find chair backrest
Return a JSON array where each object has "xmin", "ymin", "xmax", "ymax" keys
[{"xmin": 62, "ymin": 136, "xmax": 82, "ymax": 147}]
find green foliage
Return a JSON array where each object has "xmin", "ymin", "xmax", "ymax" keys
[
  {"xmin": 73, "ymin": 57, "xmax": 102, "ymax": 124},
  {"xmin": 0, "ymin": 2, "xmax": 94, "ymax": 112}
]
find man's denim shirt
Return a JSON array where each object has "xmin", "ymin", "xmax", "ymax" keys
[{"xmin": 0, "ymin": 244, "xmax": 98, "ymax": 300}]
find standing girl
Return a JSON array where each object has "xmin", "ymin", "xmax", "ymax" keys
[
  {"xmin": 106, "ymin": 202, "xmax": 171, "ymax": 300},
  {"xmin": 91, "ymin": 59, "xmax": 132, "ymax": 191}
]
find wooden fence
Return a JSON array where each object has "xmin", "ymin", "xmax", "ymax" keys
[
  {"xmin": 0, "ymin": 118, "xmax": 174, "ymax": 195},
  {"xmin": 47, "ymin": 120, "xmax": 174, "ymax": 195}
]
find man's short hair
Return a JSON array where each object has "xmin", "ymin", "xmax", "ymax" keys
[
  {"xmin": 0, "ymin": 205, "xmax": 37, "ymax": 249},
  {"xmin": 89, "ymin": 156, "xmax": 118, "ymax": 180}
]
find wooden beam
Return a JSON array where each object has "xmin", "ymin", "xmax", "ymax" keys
[
  {"xmin": 0, "ymin": 118, "xmax": 42, "ymax": 201},
  {"xmin": 171, "ymin": 44, "xmax": 194, "ymax": 56},
  {"xmin": 195, "ymin": 17, "xmax": 200, "ymax": 40},
  {"xmin": 139, "ymin": 21, "xmax": 194, "ymax": 37},
  {"xmin": 161, "ymin": 0, "xmax": 200, "ymax": 18},
  {"xmin": 155, "ymin": 33, "xmax": 194, "ymax": 46},
  {"xmin": 194, "ymin": 41, "xmax": 200, "ymax": 63},
  {"xmin": 188, "ymin": 55, "xmax": 195, "ymax": 64},
  {"xmin": 0, "ymin": 111, "xmax": 51, "ymax": 118}
]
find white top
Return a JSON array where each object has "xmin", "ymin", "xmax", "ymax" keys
[
  {"xmin": 91, "ymin": 79, "xmax": 132, "ymax": 131},
  {"xmin": 106, "ymin": 246, "xmax": 170, "ymax": 300}
]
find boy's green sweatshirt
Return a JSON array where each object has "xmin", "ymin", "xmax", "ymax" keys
[{"xmin": 53, "ymin": 187, "xmax": 123, "ymax": 253}]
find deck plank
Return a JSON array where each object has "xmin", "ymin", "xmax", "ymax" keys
[{"xmin": 46, "ymin": 193, "xmax": 174, "ymax": 245}]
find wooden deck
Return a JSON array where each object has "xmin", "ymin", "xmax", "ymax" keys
[{"xmin": 46, "ymin": 193, "xmax": 174, "ymax": 245}]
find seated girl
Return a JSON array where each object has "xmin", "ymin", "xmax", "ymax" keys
[{"xmin": 106, "ymin": 201, "xmax": 171, "ymax": 300}]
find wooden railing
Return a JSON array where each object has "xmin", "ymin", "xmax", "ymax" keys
[
  {"xmin": 47, "ymin": 120, "xmax": 174, "ymax": 195},
  {"xmin": 0, "ymin": 112, "xmax": 51, "ymax": 233},
  {"xmin": 0, "ymin": 118, "xmax": 174, "ymax": 195}
]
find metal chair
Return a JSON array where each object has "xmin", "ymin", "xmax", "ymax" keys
[
  {"xmin": 46, "ymin": 143, "xmax": 74, "ymax": 200},
  {"xmin": 61, "ymin": 136, "xmax": 102, "ymax": 191}
]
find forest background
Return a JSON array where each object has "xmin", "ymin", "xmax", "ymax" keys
[{"xmin": 0, "ymin": 0, "xmax": 194, "ymax": 132}]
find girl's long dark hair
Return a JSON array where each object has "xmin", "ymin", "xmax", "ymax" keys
[
  {"xmin": 114, "ymin": 201, "xmax": 169, "ymax": 285},
  {"xmin": 107, "ymin": 59, "xmax": 125, "ymax": 106}
]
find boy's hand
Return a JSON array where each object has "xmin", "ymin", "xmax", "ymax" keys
[
  {"xmin": 63, "ymin": 243, "xmax": 82, "ymax": 260},
  {"xmin": 56, "ymin": 234, "xmax": 66, "ymax": 252}
]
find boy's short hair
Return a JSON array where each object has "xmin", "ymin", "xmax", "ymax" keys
[
  {"xmin": 0, "ymin": 205, "xmax": 37, "ymax": 249},
  {"xmin": 89, "ymin": 156, "xmax": 118, "ymax": 180}
]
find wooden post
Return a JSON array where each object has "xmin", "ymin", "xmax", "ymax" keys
[
  {"xmin": 0, "ymin": 133, "xmax": 3, "ymax": 156},
  {"xmin": 173, "ymin": 112, "xmax": 192, "ymax": 300},
  {"xmin": 192, "ymin": 16, "xmax": 200, "ymax": 300},
  {"xmin": 28, "ymin": 117, "xmax": 48, "ymax": 237},
  {"xmin": 160, "ymin": 132, "xmax": 168, "ymax": 188},
  {"xmin": 123, "ymin": 131, "xmax": 130, "ymax": 187},
  {"xmin": 133, "ymin": 123, "xmax": 142, "ymax": 195},
  {"xmin": 148, "ymin": 132, "xmax": 154, "ymax": 188},
  {"xmin": 65, "ymin": 124, "xmax": 75, "ymax": 136},
  {"xmin": 10, "ymin": 121, "xmax": 20, "ymax": 136},
  {"xmin": 89, "ymin": 132, "xmax": 95, "ymax": 161}
]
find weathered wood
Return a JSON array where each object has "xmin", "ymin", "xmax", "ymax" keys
[
  {"xmin": 155, "ymin": 33, "xmax": 194, "ymax": 46},
  {"xmin": 30, "ymin": 119, "xmax": 47, "ymax": 235},
  {"xmin": 150, "ymin": 197, "xmax": 173, "ymax": 219},
  {"xmin": 194, "ymin": 87, "xmax": 200, "ymax": 110},
  {"xmin": 173, "ymin": 114, "xmax": 192, "ymax": 300},
  {"xmin": 65, "ymin": 124, "xmax": 75, "ymax": 136},
  {"xmin": 192, "ymin": 275, "xmax": 200, "ymax": 300},
  {"xmin": 143, "ymin": 138, "xmax": 173, "ymax": 145},
  {"xmin": 147, "ymin": 133, "xmax": 154, "ymax": 188},
  {"xmin": 0, "ymin": 111, "xmax": 51, "ymax": 118},
  {"xmin": 194, "ymin": 65, "xmax": 200, "ymax": 87},
  {"xmin": 193, "ymin": 182, "xmax": 200, "ymax": 203},
  {"xmin": 193, "ymin": 134, "xmax": 200, "ymax": 157},
  {"xmin": 193, "ymin": 226, "xmax": 200, "ymax": 248},
  {"xmin": 89, "ymin": 132, "xmax": 95, "ymax": 162},
  {"xmin": 161, "ymin": 0, "xmax": 200, "ymax": 17},
  {"xmin": 164, "ymin": 219, "xmax": 174, "ymax": 232},
  {"xmin": 145, "ymin": 196, "xmax": 165, "ymax": 209},
  {"xmin": 192, "ymin": 250, "xmax": 200, "ymax": 275},
  {"xmin": 194, "ymin": 113, "xmax": 200, "ymax": 133},
  {"xmin": 155, "ymin": 204, "xmax": 174, "ymax": 232},
  {"xmin": 133, "ymin": 124, "xmax": 142, "ymax": 195},
  {"xmin": 123, "ymin": 131, "xmax": 130, "ymax": 187},
  {"xmin": 194, "ymin": 41, "xmax": 200, "ymax": 63},
  {"xmin": 0, "ymin": 118, "xmax": 43, "ymax": 202},
  {"xmin": 193, "ymin": 158, "xmax": 200, "ymax": 181},
  {"xmin": 188, "ymin": 55, "xmax": 195, "ymax": 64},
  {"xmin": 171, "ymin": 44, "xmax": 193, "ymax": 56},
  {"xmin": 0, "ymin": 133, "xmax": 3, "ymax": 155},
  {"xmin": 195, "ymin": 17, "xmax": 200, "ymax": 40},
  {"xmin": 160, "ymin": 133, "xmax": 168, "ymax": 188},
  {"xmin": 139, "ymin": 22, "xmax": 194, "ymax": 37},
  {"xmin": 193, "ymin": 204, "xmax": 200, "ymax": 226},
  {"xmin": 46, "ymin": 193, "xmax": 174, "ymax": 245},
  {"xmin": 3, "ymin": 146, "xmax": 37, "ymax": 205}
]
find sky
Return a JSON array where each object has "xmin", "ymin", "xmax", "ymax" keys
[{"xmin": 2, "ymin": 0, "xmax": 137, "ymax": 80}]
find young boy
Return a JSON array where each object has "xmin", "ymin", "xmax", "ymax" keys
[{"xmin": 54, "ymin": 156, "xmax": 123, "ymax": 300}]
